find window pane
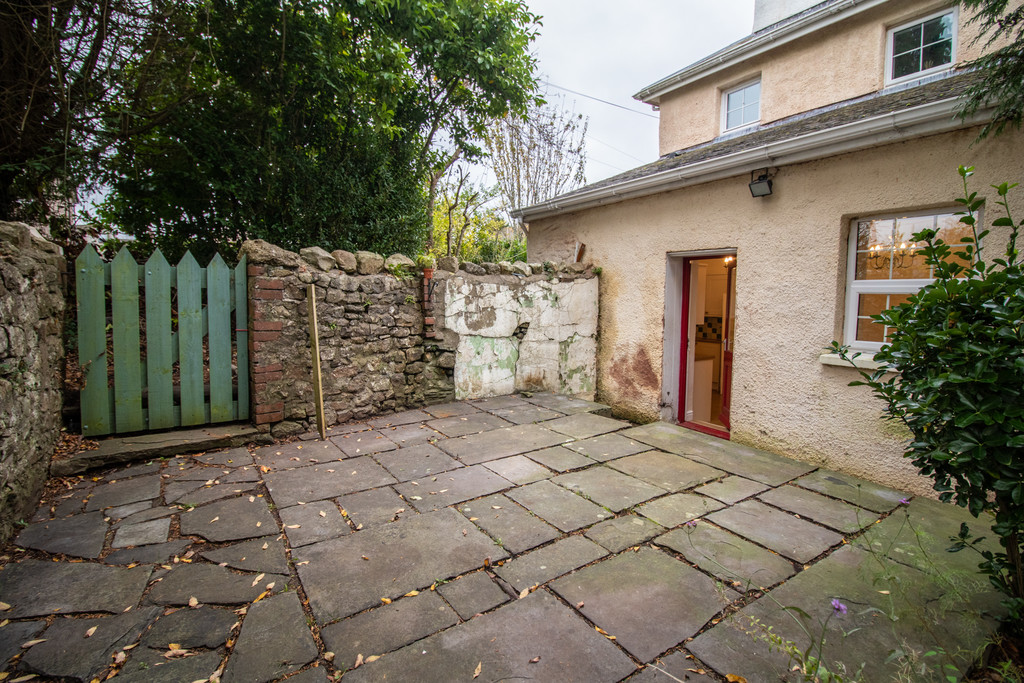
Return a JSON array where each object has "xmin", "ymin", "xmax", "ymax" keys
[
  {"xmin": 923, "ymin": 15, "xmax": 952, "ymax": 44},
  {"xmin": 746, "ymin": 80, "xmax": 761, "ymax": 103},
  {"xmin": 893, "ymin": 51, "xmax": 920, "ymax": 78},
  {"xmin": 856, "ymin": 315, "xmax": 886, "ymax": 342},
  {"xmin": 743, "ymin": 102, "xmax": 759, "ymax": 124},
  {"xmin": 936, "ymin": 215, "xmax": 972, "ymax": 245},
  {"xmin": 727, "ymin": 90, "xmax": 743, "ymax": 113},
  {"xmin": 858, "ymin": 293, "xmax": 889, "ymax": 317},
  {"xmin": 726, "ymin": 109, "xmax": 743, "ymax": 130},
  {"xmin": 893, "ymin": 25, "xmax": 922, "ymax": 55},
  {"xmin": 922, "ymin": 40, "xmax": 952, "ymax": 69}
]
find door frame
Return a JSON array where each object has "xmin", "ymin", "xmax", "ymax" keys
[{"xmin": 661, "ymin": 248, "xmax": 736, "ymax": 437}]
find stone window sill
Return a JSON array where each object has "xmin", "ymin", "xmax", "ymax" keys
[{"xmin": 818, "ymin": 352, "xmax": 890, "ymax": 371}]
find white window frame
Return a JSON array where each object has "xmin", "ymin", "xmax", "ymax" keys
[
  {"xmin": 885, "ymin": 7, "xmax": 958, "ymax": 86},
  {"xmin": 843, "ymin": 209, "xmax": 967, "ymax": 353},
  {"xmin": 721, "ymin": 78, "xmax": 761, "ymax": 134}
]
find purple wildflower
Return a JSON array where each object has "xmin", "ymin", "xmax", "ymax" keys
[
  {"xmin": 830, "ymin": 599, "xmax": 847, "ymax": 615},
  {"xmin": 685, "ymin": 520, "xmax": 698, "ymax": 528},
  {"xmin": 899, "ymin": 498, "xmax": 910, "ymax": 505}
]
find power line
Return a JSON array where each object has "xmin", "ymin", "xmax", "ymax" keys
[
  {"xmin": 543, "ymin": 81, "xmax": 660, "ymax": 120},
  {"xmin": 587, "ymin": 134, "xmax": 648, "ymax": 163}
]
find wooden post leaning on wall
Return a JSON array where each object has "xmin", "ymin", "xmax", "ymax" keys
[{"xmin": 307, "ymin": 284, "xmax": 326, "ymax": 440}]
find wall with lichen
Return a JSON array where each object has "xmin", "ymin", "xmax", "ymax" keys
[
  {"xmin": 433, "ymin": 266, "xmax": 599, "ymax": 400},
  {"xmin": 0, "ymin": 222, "xmax": 65, "ymax": 543}
]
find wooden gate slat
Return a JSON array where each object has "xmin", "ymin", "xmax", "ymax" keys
[
  {"xmin": 145, "ymin": 250, "xmax": 175, "ymax": 429},
  {"xmin": 207, "ymin": 254, "xmax": 232, "ymax": 422},
  {"xmin": 177, "ymin": 252, "xmax": 205, "ymax": 426},
  {"xmin": 76, "ymin": 247, "xmax": 112, "ymax": 436},
  {"xmin": 235, "ymin": 255, "xmax": 249, "ymax": 420},
  {"xmin": 111, "ymin": 248, "xmax": 144, "ymax": 433}
]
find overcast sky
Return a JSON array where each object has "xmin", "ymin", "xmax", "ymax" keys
[{"xmin": 523, "ymin": 1, "xmax": 756, "ymax": 183}]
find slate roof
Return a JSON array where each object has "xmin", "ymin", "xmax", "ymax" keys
[{"xmin": 546, "ymin": 71, "xmax": 981, "ymax": 205}]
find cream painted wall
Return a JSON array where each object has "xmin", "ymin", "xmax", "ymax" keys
[
  {"xmin": 657, "ymin": 0, "xmax": 996, "ymax": 155},
  {"xmin": 527, "ymin": 127, "xmax": 1024, "ymax": 495}
]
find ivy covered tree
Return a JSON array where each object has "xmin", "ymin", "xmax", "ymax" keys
[{"xmin": 959, "ymin": 0, "xmax": 1024, "ymax": 137}]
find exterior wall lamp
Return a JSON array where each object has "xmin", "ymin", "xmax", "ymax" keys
[{"xmin": 749, "ymin": 168, "xmax": 774, "ymax": 197}]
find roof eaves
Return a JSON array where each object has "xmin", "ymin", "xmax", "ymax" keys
[{"xmin": 634, "ymin": 0, "xmax": 888, "ymax": 104}]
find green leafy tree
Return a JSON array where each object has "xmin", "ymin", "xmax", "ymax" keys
[
  {"xmin": 429, "ymin": 164, "xmax": 517, "ymax": 262},
  {"xmin": 959, "ymin": 0, "xmax": 1024, "ymax": 137},
  {"xmin": 832, "ymin": 166, "xmax": 1024, "ymax": 627},
  {"xmin": 96, "ymin": 0, "xmax": 539, "ymax": 262}
]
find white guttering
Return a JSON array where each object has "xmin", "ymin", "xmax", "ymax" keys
[
  {"xmin": 634, "ymin": 0, "xmax": 888, "ymax": 104},
  {"xmin": 516, "ymin": 97, "xmax": 990, "ymax": 223}
]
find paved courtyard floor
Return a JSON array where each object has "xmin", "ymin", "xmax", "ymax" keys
[{"xmin": 0, "ymin": 393, "xmax": 1002, "ymax": 682}]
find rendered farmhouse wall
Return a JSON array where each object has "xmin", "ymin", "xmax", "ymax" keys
[
  {"xmin": 242, "ymin": 240, "xmax": 598, "ymax": 435},
  {"xmin": 0, "ymin": 222, "xmax": 65, "ymax": 542}
]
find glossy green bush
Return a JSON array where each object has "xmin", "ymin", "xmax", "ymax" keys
[{"xmin": 833, "ymin": 166, "xmax": 1024, "ymax": 626}]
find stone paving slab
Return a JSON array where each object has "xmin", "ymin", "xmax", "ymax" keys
[
  {"xmin": 179, "ymin": 495, "xmax": 278, "ymax": 542},
  {"xmin": 172, "ymin": 482, "xmax": 256, "ymax": 507},
  {"xmin": 426, "ymin": 412, "xmax": 512, "ymax": 437},
  {"xmin": 709, "ymin": 499, "xmax": 843, "ymax": 564},
  {"xmin": 341, "ymin": 590, "xmax": 635, "ymax": 683},
  {"xmin": 105, "ymin": 539, "xmax": 192, "ymax": 565},
  {"xmin": 372, "ymin": 442, "xmax": 461, "ymax": 482},
  {"xmin": 194, "ymin": 446, "xmax": 254, "ymax": 466},
  {"xmin": 280, "ymin": 500, "xmax": 351, "ymax": 546},
  {"xmin": 140, "ymin": 605, "xmax": 237, "ymax": 649},
  {"xmin": 506, "ymin": 479, "xmax": 612, "ymax": 532},
  {"xmin": 482, "ymin": 454, "xmax": 553, "ymax": 484},
  {"xmin": 146, "ymin": 563, "xmax": 287, "ymax": 606},
  {"xmin": 794, "ymin": 469, "xmax": 906, "ymax": 513},
  {"xmin": 423, "ymin": 401, "xmax": 481, "ymax": 418},
  {"xmin": 526, "ymin": 445, "xmax": 593, "ymax": 472},
  {"xmin": 439, "ymin": 423, "xmax": 570, "ymax": 465},
  {"xmin": 113, "ymin": 504, "xmax": 178, "ymax": 528},
  {"xmin": 461, "ymin": 493, "xmax": 560, "ymax": 554},
  {"xmin": 20, "ymin": 607, "xmax": 161, "ymax": 681},
  {"xmin": 331, "ymin": 430, "xmax": 398, "ymax": 457},
  {"xmin": 625, "ymin": 651, "xmax": 719, "ymax": 682},
  {"xmin": 336, "ymin": 487, "xmax": 411, "ymax": 528},
  {"xmin": 656, "ymin": 522, "xmax": 796, "ymax": 590},
  {"xmin": 117, "ymin": 649, "xmax": 223, "ymax": 683},
  {"xmin": 395, "ymin": 465, "xmax": 512, "ymax": 512},
  {"xmin": 223, "ymin": 591, "xmax": 318, "ymax": 683},
  {"xmin": 253, "ymin": 441, "xmax": 344, "ymax": 470},
  {"xmin": 694, "ymin": 475, "xmax": 770, "ymax": 504},
  {"xmin": 263, "ymin": 457, "xmax": 396, "ymax": 506},
  {"xmin": 112, "ymin": 517, "xmax": 170, "ymax": 547},
  {"xmin": 495, "ymin": 536, "xmax": 608, "ymax": 592},
  {"xmin": 320, "ymin": 591, "xmax": 458, "ymax": 671},
  {"xmin": 436, "ymin": 571, "xmax": 511, "ymax": 619},
  {"xmin": 469, "ymin": 394, "xmax": 531, "ymax": 411},
  {"xmin": 0, "ymin": 560, "xmax": 152, "ymax": 617},
  {"xmin": 294, "ymin": 508, "xmax": 508, "ymax": 623},
  {"xmin": 608, "ymin": 450, "xmax": 724, "ymax": 491},
  {"xmin": 565, "ymin": 432, "xmax": 650, "ymax": 462},
  {"xmin": 377, "ymin": 422, "xmax": 440, "ymax": 446},
  {"xmin": 688, "ymin": 545, "xmax": 999, "ymax": 682},
  {"xmin": 553, "ymin": 466, "xmax": 668, "ymax": 512},
  {"xmin": 759, "ymin": 484, "xmax": 878, "ymax": 533},
  {"xmin": 282, "ymin": 667, "xmax": 329, "ymax": 683},
  {"xmin": 490, "ymin": 403, "xmax": 565, "ymax": 424},
  {"xmin": 585, "ymin": 515, "xmax": 664, "ymax": 553},
  {"xmin": 85, "ymin": 474, "xmax": 162, "ymax": 511},
  {"xmin": 201, "ymin": 535, "xmax": 290, "ymax": 574},
  {"xmin": 0, "ymin": 620, "xmax": 46, "ymax": 667},
  {"xmin": 524, "ymin": 392, "xmax": 611, "ymax": 415},
  {"xmin": 636, "ymin": 492, "xmax": 725, "ymax": 527},
  {"xmin": 551, "ymin": 547, "xmax": 736, "ymax": 662},
  {"xmin": 15, "ymin": 510, "xmax": 108, "ymax": 558},
  {"xmin": 367, "ymin": 409, "xmax": 433, "ymax": 428},
  {"xmin": 542, "ymin": 412, "xmax": 630, "ymax": 439}
]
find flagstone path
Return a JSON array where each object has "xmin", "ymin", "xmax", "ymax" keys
[{"xmin": 0, "ymin": 393, "xmax": 1002, "ymax": 682}]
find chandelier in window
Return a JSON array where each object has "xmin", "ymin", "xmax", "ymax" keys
[{"xmin": 867, "ymin": 241, "xmax": 921, "ymax": 270}]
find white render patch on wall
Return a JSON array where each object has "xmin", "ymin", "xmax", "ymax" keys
[{"xmin": 440, "ymin": 272, "xmax": 598, "ymax": 400}]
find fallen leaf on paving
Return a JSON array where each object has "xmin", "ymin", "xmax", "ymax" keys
[
  {"xmin": 878, "ymin": 590, "xmax": 890, "ymax": 595},
  {"xmin": 576, "ymin": 602, "xmax": 584, "ymax": 609},
  {"xmin": 21, "ymin": 639, "xmax": 46, "ymax": 648},
  {"xmin": 365, "ymin": 655, "xmax": 380, "ymax": 663},
  {"xmin": 491, "ymin": 506, "xmax": 501, "ymax": 510},
  {"xmin": 252, "ymin": 574, "xmax": 265, "ymax": 587},
  {"xmin": 123, "ymin": 643, "xmax": 137, "ymax": 650},
  {"xmin": 321, "ymin": 651, "xmax": 334, "ymax": 662},
  {"xmin": 380, "ymin": 597, "xmax": 391, "ymax": 605},
  {"xmin": 0, "ymin": 602, "xmax": 9, "ymax": 611},
  {"xmin": 296, "ymin": 561, "xmax": 309, "ymax": 566},
  {"xmin": 113, "ymin": 651, "xmax": 126, "ymax": 665},
  {"xmin": 286, "ymin": 524, "xmax": 301, "ymax": 529},
  {"xmin": 356, "ymin": 524, "xmax": 363, "ymax": 530},
  {"xmin": 189, "ymin": 597, "xmax": 199, "ymax": 608},
  {"xmin": 163, "ymin": 648, "xmax": 189, "ymax": 658},
  {"xmin": 169, "ymin": 643, "xmax": 181, "ymax": 650},
  {"xmin": 265, "ymin": 582, "xmax": 275, "ymax": 591},
  {"xmin": 319, "ymin": 511, "xmax": 326, "ymax": 517},
  {"xmin": 297, "ymin": 501, "xmax": 306, "ymax": 505},
  {"xmin": 410, "ymin": 496, "xmax": 422, "ymax": 501},
  {"xmin": 362, "ymin": 555, "xmax": 370, "ymax": 561},
  {"xmin": 394, "ymin": 508, "xmax": 404, "ymax": 514},
  {"xmin": 0, "ymin": 619, "xmax": 8, "ymax": 627},
  {"xmin": 209, "ymin": 516, "xmax": 219, "ymax": 524},
  {"xmin": 249, "ymin": 496, "xmax": 255, "ymax": 503},
  {"xmin": 405, "ymin": 591, "xmax": 419, "ymax": 597},
  {"xmin": 255, "ymin": 522, "xmax": 261, "ymax": 527},
  {"xmin": 353, "ymin": 654, "xmax": 364, "ymax": 668},
  {"xmin": 262, "ymin": 542, "xmax": 269, "ymax": 550},
  {"xmin": 252, "ymin": 590, "xmax": 269, "ymax": 603},
  {"xmin": 726, "ymin": 676, "xmax": 748, "ymax": 683},
  {"xmin": 518, "ymin": 588, "xmax": 529, "ymax": 599},
  {"xmin": 84, "ymin": 626, "xmax": 97, "ymax": 637},
  {"xmin": 468, "ymin": 517, "xmax": 478, "ymax": 521},
  {"xmin": 483, "ymin": 557, "xmax": 490, "ymax": 567},
  {"xmin": 529, "ymin": 656, "xmax": 541, "ymax": 664},
  {"xmin": 462, "ymin": 529, "xmax": 467, "ymax": 536},
  {"xmin": 10, "ymin": 675, "xmax": 37, "ymax": 682},
  {"xmin": 473, "ymin": 662, "xmax": 482, "ymax": 679}
]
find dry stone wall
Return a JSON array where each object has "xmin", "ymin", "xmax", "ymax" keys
[
  {"xmin": 0, "ymin": 222, "xmax": 65, "ymax": 543},
  {"xmin": 243, "ymin": 240, "xmax": 599, "ymax": 433}
]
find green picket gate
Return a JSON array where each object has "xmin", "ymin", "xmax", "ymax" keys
[{"xmin": 76, "ymin": 246, "xmax": 249, "ymax": 437}]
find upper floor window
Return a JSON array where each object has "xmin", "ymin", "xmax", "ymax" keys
[
  {"xmin": 844, "ymin": 210, "xmax": 971, "ymax": 351},
  {"xmin": 722, "ymin": 79, "xmax": 760, "ymax": 132},
  {"xmin": 886, "ymin": 9, "xmax": 957, "ymax": 84}
]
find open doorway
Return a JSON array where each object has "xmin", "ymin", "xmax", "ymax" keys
[{"xmin": 675, "ymin": 252, "xmax": 736, "ymax": 438}]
